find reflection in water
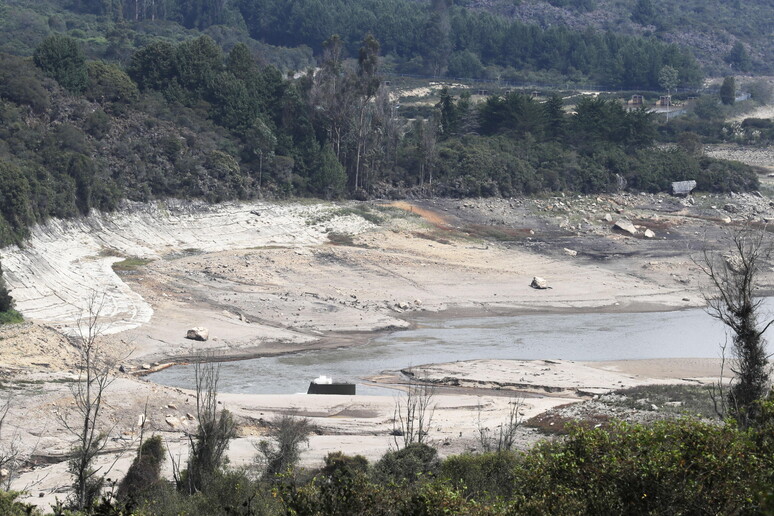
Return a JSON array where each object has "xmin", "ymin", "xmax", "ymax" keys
[{"xmin": 149, "ymin": 303, "xmax": 772, "ymax": 395}]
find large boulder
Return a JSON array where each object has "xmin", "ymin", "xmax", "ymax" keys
[
  {"xmin": 613, "ymin": 219, "xmax": 637, "ymax": 236},
  {"xmin": 186, "ymin": 327, "xmax": 209, "ymax": 341},
  {"xmin": 530, "ymin": 276, "xmax": 549, "ymax": 289}
]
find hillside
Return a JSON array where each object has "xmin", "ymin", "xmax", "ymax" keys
[{"xmin": 466, "ymin": 0, "xmax": 774, "ymax": 76}]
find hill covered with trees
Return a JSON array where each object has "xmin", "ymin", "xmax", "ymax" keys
[{"xmin": 0, "ymin": 32, "xmax": 760, "ymax": 248}]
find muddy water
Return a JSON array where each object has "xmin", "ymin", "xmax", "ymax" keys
[{"xmin": 150, "ymin": 303, "xmax": 773, "ymax": 395}]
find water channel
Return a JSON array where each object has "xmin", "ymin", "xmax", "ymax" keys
[{"xmin": 150, "ymin": 302, "xmax": 774, "ymax": 395}]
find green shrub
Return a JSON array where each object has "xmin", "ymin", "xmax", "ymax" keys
[
  {"xmin": 440, "ymin": 451, "xmax": 521, "ymax": 502},
  {"xmin": 515, "ymin": 418, "xmax": 769, "ymax": 514},
  {"xmin": 372, "ymin": 443, "xmax": 440, "ymax": 486},
  {"xmin": 117, "ymin": 435, "xmax": 165, "ymax": 506}
]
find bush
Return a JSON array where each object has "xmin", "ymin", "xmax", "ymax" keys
[
  {"xmin": 256, "ymin": 414, "xmax": 314, "ymax": 480},
  {"xmin": 117, "ymin": 435, "xmax": 166, "ymax": 505},
  {"xmin": 514, "ymin": 418, "xmax": 770, "ymax": 514},
  {"xmin": 33, "ymin": 34, "xmax": 88, "ymax": 93},
  {"xmin": 440, "ymin": 451, "xmax": 521, "ymax": 502},
  {"xmin": 372, "ymin": 443, "xmax": 440, "ymax": 486}
]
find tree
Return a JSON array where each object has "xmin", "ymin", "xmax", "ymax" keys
[
  {"xmin": 632, "ymin": 0, "xmax": 657, "ymax": 26},
  {"xmin": 117, "ymin": 435, "xmax": 165, "ymax": 504},
  {"xmin": 352, "ymin": 34, "xmax": 382, "ymax": 192},
  {"xmin": 392, "ymin": 376, "xmax": 436, "ymax": 449},
  {"xmin": 59, "ymin": 293, "xmax": 121, "ymax": 511},
  {"xmin": 0, "ymin": 261, "xmax": 14, "ymax": 314},
  {"xmin": 421, "ymin": 0, "xmax": 452, "ymax": 76},
  {"xmin": 725, "ymin": 41, "xmax": 751, "ymax": 72},
  {"xmin": 658, "ymin": 65, "xmax": 678, "ymax": 120},
  {"xmin": 85, "ymin": 61, "xmax": 139, "ymax": 104},
  {"xmin": 255, "ymin": 414, "xmax": 314, "ymax": 480},
  {"xmin": 720, "ymin": 76, "xmax": 736, "ymax": 105},
  {"xmin": 698, "ymin": 227, "xmax": 773, "ymax": 427},
  {"xmin": 476, "ymin": 397, "xmax": 524, "ymax": 453},
  {"xmin": 33, "ymin": 35, "xmax": 88, "ymax": 93},
  {"xmin": 127, "ymin": 41, "xmax": 177, "ymax": 92},
  {"xmin": 311, "ymin": 144, "xmax": 346, "ymax": 198},
  {"xmin": 184, "ymin": 359, "xmax": 235, "ymax": 494}
]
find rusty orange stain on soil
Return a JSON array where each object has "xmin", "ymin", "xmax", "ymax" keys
[{"xmin": 386, "ymin": 201, "xmax": 452, "ymax": 229}]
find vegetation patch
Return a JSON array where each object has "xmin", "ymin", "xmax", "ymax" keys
[
  {"xmin": 606, "ymin": 384, "xmax": 719, "ymax": 419},
  {"xmin": 111, "ymin": 257, "xmax": 153, "ymax": 272},
  {"xmin": 463, "ymin": 224, "xmax": 534, "ymax": 242},
  {"xmin": 333, "ymin": 205, "xmax": 384, "ymax": 225},
  {"xmin": 525, "ymin": 409, "xmax": 613, "ymax": 435},
  {"xmin": 327, "ymin": 232, "xmax": 367, "ymax": 248},
  {"xmin": 0, "ymin": 309, "xmax": 23, "ymax": 325}
]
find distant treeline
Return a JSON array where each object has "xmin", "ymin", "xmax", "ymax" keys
[
  {"xmin": 55, "ymin": 0, "xmax": 703, "ymax": 90},
  {"xmin": 0, "ymin": 33, "xmax": 758, "ymax": 250}
]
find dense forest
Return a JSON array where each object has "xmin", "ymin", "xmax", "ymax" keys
[
  {"xmin": 2, "ymin": 0, "xmax": 703, "ymax": 89},
  {"xmin": 469, "ymin": 0, "xmax": 774, "ymax": 76}
]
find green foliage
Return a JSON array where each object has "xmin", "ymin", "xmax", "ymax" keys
[
  {"xmin": 0, "ymin": 491, "xmax": 39, "ymax": 516},
  {"xmin": 725, "ymin": 41, "xmax": 751, "ymax": 72},
  {"xmin": 658, "ymin": 65, "xmax": 678, "ymax": 93},
  {"xmin": 33, "ymin": 34, "xmax": 87, "ymax": 93},
  {"xmin": 0, "ymin": 309, "xmax": 23, "ymax": 325},
  {"xmin": 126, "ymin": 41, "xmax": 177, "ymax": 92},
  {"xmin": 692, "ymin": 94, "xmax": 723, "ymax": 121},
  {"xmin": 721, "ymin": 76, "xmax": 736, "ymax": 105},
  {"xmin": 0, "ymin": 161, "xmax": 34, "ymax": 243},
  {"xmin": 85, "ymin": 61, "xmax": 139, "ymax": 105},
  {"xmin": 440, "ymin": 451, "xmax": 521, "ymax": 502},
  {"xmin": 514, "ymin": 419, "xmax": 770, "ymax": 514},
  {"xmin": 372, "ymin": 443, "xmax": 440, "ymax": 486},
  {"xmin": 747, "ymin": 79, "xmax": 773, "ymax": 105},
  {"xmin": 256, "ymin": 414, "xmax": 314, "ymax": 481},
  {"xmin": 0, "ymin": 53, "xmax": 50, "ymax": 113},
  {"xmin": 310, "ymin": 145, "xmax": 347, "ymax": 199},
  {"xmin": 0, "ymin": 258, "xmax": 16, "ymax": 315},
  {"xmin": 117, "ymin": 435, "xmax": 165, "ymax": 505},
  {"xmin": 632, "ymin": 0, "xmax": 657, "ymax": 26}
]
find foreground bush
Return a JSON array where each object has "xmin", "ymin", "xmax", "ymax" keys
[
  {"xmin": 277, "ymin": 416, "xmax": 774, "ymax": 515},
  {"xmin": 50, "ymin": 408, "xmax": 774, "ymax": 515}
]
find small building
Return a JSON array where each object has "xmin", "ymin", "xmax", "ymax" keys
[
  {"xmin": 629, "ymin": 95, "xmax": 644, "ymax": 106},
  {"xmin": 658, "ymin": 95, "xmax": 672, "ymax": 107},
  {"xmin": 307, "ymin": 375, "xmax": 356, "ymax": 395}
]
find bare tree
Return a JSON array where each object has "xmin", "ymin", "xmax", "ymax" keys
[
  {"xmin": 57, "ymin": 293, "xmax": 121, "ymax": 511},
  {"xmin": 697, "ymin": 226, "xmax": 773, "ymax": 427},
  {"xmin": 476, "ymin": 396, "xmax": 524, "ymax": 453},
  {"xmin": 184, "ymin": 359, "xmax": 235, "ymax": 494},
  {"xmin": 0, "ymin": 395, "xmax": 23, "ymax": 490},
  {"xmin": 392, "ymin": 375, "xmax": 436, "ymax": 449}
]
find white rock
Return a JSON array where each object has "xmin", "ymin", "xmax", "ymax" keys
[
  {"xmin": 613, "ymin": 219, "xmax": 637, "ymax": 235},
  {"xmin": 186, "ymin": 327, "xmax": 209, "ymax": 341},
  {"xmin": 530, "ymin": 276, "xmax": 549, "ymax": 289},
  {"xmin": 643, "ymin": 229, "xmax": 655, "ymax": 238},
  {"xmin": 165, "ymin": 416, "xmax": 181, "ymax": 429},
  {"xmin": 563, "ymin": 248, "xmax": 577, "ymax": 256}
]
